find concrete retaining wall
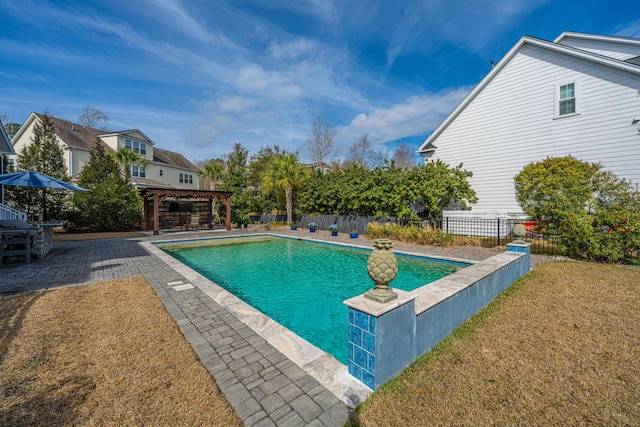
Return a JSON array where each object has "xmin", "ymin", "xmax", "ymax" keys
[{"xmin": 344, "ymin": 243, "xmax": 531, "ymax": 390}]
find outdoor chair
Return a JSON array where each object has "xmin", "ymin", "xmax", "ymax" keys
[
  {"xmin": 0, "ymin": 219, "xmax": 39, "ymax": 265},
  {"xmin": 187, "ymin": 213, "xmax": 200, "ymax": 231}
]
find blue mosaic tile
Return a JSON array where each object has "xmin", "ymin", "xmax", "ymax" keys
[
  {"xmin": 508, "ymin": 245, "xmax": 525, "ymax": 253},
  {"xmin": 348, "ymin": 362, "xmax": 362, "ymax": 380},
  {"xmin": 348, "ymin": 343, "xmax": 354, "ymax": 362},
  {"xmin": 348, "ymin": 325, "xmax": 363, "ymax": 347},
  {"xmin": 348, "ymin": 307, "xmax": 356, "ymax": 325},
  {"xmin": 369, "ymin": 315, "xmax": 376, "ymax": 333},
  {"xmin": 362, "ymin": 370, "xmax": 375, "ymax": 390},
  {"xmin": 354, "ymin": 310, "xmax": 370, "ymax": 330},
  {"xmin": 368, "ymin": 353, "xmax": 375, "ymax": 372},
  {"xmin": 362, "ymin": 331, "xmax": 375, "ymax": 353},
  {"xmin": 354, "ymin": 346, "xmax": 368, "ymax": 368}
]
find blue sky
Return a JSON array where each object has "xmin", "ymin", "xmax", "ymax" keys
[{"xmin": 1, "ymin": 0, "xmax": 639, "ymax": 164}]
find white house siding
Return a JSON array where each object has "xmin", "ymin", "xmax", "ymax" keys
[
  {"xmin": 66, "ymin": 147, "xmax": 90, "ymax": 178},
  {"xmin": 427, "ymin": 43, "xmax": 640, "ymax": 214},
  {"xmin": 145, "ymin": 162, "xmax": 200, "ymax": 189},
  {"xmin": 10, "ymin": 119, "xmax": 73, "ymax": 175},
  {"xmin": 557, "ymin": 37, "xmax": 640, "ymax": 61}
]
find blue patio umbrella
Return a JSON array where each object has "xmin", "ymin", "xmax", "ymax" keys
[
  {"xmin": 0, "ymin": 171, "xmax": 89, "ymax": 191},
  {"xmin": 0, "ymin": 171, "xmax": 89, "ymax": 215}
]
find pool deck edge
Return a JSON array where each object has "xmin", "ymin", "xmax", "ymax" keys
[{"xmin": 143, "ymin": 239, "xmax": 373, "ymax": 408}]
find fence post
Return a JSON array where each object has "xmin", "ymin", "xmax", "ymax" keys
[
  {"xmin": 446, "ymin": 217, "xmax": 449, "ymax": 234},
  {"xmin": 497, "ymin": 218, "xmax": 501, "ymax": 246}
]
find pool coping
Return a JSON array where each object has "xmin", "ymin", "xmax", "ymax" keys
[{"xmin": 141, "ymin": 232, "xmax": 478, "ymax": 406}]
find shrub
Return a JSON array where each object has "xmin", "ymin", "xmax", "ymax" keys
[
  {"xmin": 366, "ymin": 222, "xmax": 456, "ymax": 246},
  {"xmin": 514, "ymin": 156, "xmax": 640, "ymax": 263}
]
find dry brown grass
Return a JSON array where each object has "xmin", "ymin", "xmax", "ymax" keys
[
  {"xmin": 0, "ymin": 277, "xmax": 242, "ymax": 427},
  {"xmin": 54, "ymin": 231, "xmax": 146, "ymax": 241},
  {"xmin": 352, "ymin": 262, "xmax": 640, "ymax": 426}
]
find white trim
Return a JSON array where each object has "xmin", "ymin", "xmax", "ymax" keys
[{"xmin": 554, "ymin": 31, "xmax": 640, "ymax": 47}]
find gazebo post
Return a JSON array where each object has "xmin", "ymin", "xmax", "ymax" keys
[
  {"xmin": 153, "ymin": 193, "xmax": 160, "ymax": 235},
  {"xmin": 225, "ymin": 196, "xmax": 231, "ymax": 230}
]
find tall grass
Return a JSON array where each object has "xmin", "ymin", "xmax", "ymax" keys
[{"xmin": 366, "ymin": 222, "xmax": 481, "ymax": 246}]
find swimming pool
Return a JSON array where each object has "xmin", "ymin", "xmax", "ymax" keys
[{"xmin": 156, "ymin": 235, "xmax": 468, "ymax": 364}]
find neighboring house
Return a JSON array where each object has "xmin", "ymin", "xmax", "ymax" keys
[
  {"xmin": 417, "ymin": 32, "xmax": 640, "ymax": 217},
  {"xmin": 10, "ymin": 113, "xmax": 199, "ymax": 189},
  {"xmin": 0, "ymin": 118, "xmax": 15, "ymax": 173}
]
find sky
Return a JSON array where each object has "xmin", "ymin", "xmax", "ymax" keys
[{"xmin": 1, "ymin": 0, "xmax": 639, "ymax": 165}]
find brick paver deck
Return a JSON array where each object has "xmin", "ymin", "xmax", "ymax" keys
[{"xmin": 0, "ymin": 230, "xmax": 352, "ymax": 426}]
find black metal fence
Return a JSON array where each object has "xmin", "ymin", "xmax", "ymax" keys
[
  {"xmin": 433, "ymin": 217, "xmax": 563, "ymax": 255},
  {"xmin": 254, "ymin": 213, "xmax": 563, "ymax": 255}
]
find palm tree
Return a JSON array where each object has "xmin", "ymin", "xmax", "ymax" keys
[
  {"xmin": 111, "ymin": 147, "xmax": 148, "ymax": 179},
  {"xmin": 262, "ymin": 153, "xmax": 310, "ymax": 225},
  {"xmin": 200, "ymin": 158, "xmax": 225, "ymax": 191},
  {"xmin": 200, "ymin": 158, "xmax": 226, "ymax": 223}
]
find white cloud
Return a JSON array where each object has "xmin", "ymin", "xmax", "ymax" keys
[
  {"xmin": 236, "ymin": 64, "xmax": 302, "ymax": 99},
  {"xmin": 215, "ymin": 96, "xmax": 259, "ymax": 113},
  {"xmin": 614, "ymin": 20, "xmax": 640, "ymax": 38},
  {"xmin": 337, "ymin": 87, "xmax": 471, "ymax": 146},
  {"xmin": 268, "ymin": 38, "xmax": 319, "ymax": 60}
]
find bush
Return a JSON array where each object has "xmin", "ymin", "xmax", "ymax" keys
[
  {"xmin": 514, "ymin": 156, "xmax": 640, "ymax": 263},
  {"xmin": 366, "ymin": 222, "xmax": 456, "ymax": 246}
]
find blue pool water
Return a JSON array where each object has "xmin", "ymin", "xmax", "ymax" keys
[{"xmin": 157, "ymin": 235, "xmax": 468, "ymax": 364}]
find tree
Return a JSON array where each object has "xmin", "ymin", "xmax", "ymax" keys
[
  {"xmin": 78, "ymin": 139, "xmax": 120, "ymax": 185},
  {"xmin": 69, "ymin": 140, "xmax": 142, "ymax": 231},
  {"xmin": 9, "ymin": 114, "xmax": 68, "ymax": 220},
  {"xmin": 298, "ymin": 160, "xmax": 476, "ymax": 222},
  {"xmin": 392, "ymin": 143, "xmax": 418, "ymax": 170},
  {"xmin": 111, "ymin": 147, "xmax": 148, "ymax": 179},
  {"xmin": 200, "ymin": 158, "xmax": 225, "ymax": 191},
  {"xmin": 0, "ymin": 113, "xmax": 20, "ymax": 139},
  {"xmin": 220, "ymin": 143, "xmax": 251, "ymax": 226},
  {"xmin": 307, "ymin": 115, "xmax": 337, "ymax": 166},
  {"xmin": 246, "ymin": 145, "xmax": 289, "ymax": 214},
  {"xmin": 346, "ymin": 134, "xmax": 388, "ymax": 169},
  {"xmin": 78, "ymin": 105, "xmax": 109, "ymax": 129},
  {"xmin": 514, "ymin": 156, "xmax": 640, "ymax": 262},
  {"xmin": 262, "ymin": 153, "xmax": 310, "ymax": 225}
]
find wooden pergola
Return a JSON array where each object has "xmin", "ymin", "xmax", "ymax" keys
[{"xmin": 140, "ymin": 187, "xmax": 233, "ymax": 235}]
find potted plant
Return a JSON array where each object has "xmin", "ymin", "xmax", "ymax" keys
[
  {"xmin": 308, "ymin": 222, "xmax": 317, "ymax": 233},
  {"xmin": 290, "ymin": 221, "xmax": 297, "ymax": 230},
  {"xmin": 328, "ymin": 224, "xmax": 339, "ymax": 236},
  {"xmin": 350, "ymin": 230, "xmax": 358, "ymax": 238}
]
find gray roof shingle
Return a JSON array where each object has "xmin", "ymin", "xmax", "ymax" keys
[{"xmin": 35, "ymin": 113, "xmax": 197, "ymax": 171}]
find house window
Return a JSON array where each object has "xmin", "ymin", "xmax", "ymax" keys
[
  {"xmin": 556, "ymin": 81, "xmax": 579, "ymax": 117},
  {"xmin": 131, "ymin": 165, "xmax": 146, "ymax": 178},
  {"xmin": 124, "ymin": 138, "xmax": 147, "ymax": 155},
  {"xmin": 179, "ymin": 173, "xmax": 193, "ymax": 184}
]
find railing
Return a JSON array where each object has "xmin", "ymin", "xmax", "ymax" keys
[
  {"xmin": 433, "ymin": 217, "xmax": 562, "ymax": 255},
  {"xmin": 0, "ymin": 203, "xmax": 27, "ymax": 221}
]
